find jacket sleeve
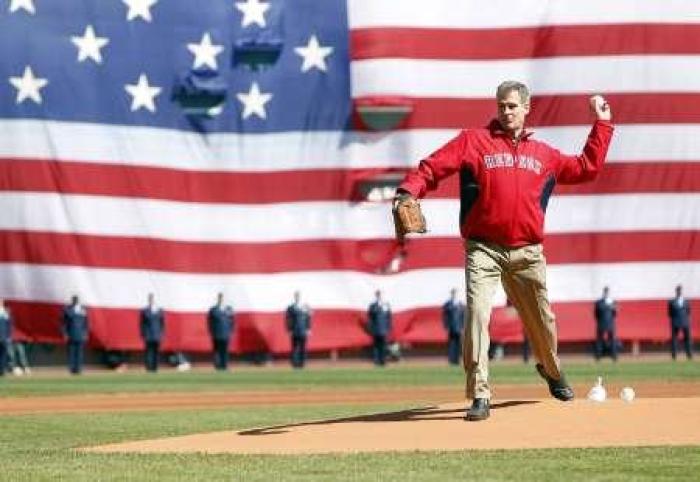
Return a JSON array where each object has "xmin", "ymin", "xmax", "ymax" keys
[
  {"xmin": 399, "ymin": 130, "xmax": 472, "ymax": 199},
  {"xmin": 552, "ymin": 120, "xmax": 614, "ymax": 184}
]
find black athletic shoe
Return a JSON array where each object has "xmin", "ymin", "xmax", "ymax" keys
[
  {"xmin": 536, "ymin": 364, "xmax": 575, "ymax": 401},
  {"xmin": 464, "ymin": 398, "xmax": 490, "ymax": 421}
]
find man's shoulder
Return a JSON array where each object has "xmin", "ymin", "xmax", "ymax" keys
[{"xmin": 462, "ymin": 126, "xmax": 490, "ymax": 140}]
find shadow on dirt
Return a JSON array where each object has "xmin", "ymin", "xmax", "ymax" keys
[{"xmin": 239, "ymin": 400, "xmax": 540, "ymax": 436}]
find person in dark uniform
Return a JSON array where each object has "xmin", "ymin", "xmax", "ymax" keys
[
  {"xmin": 669, "ymin": 284, "xmax": 693, "ymax": 360},
  {"xmin": 442, "ymin": 288, "xmax": 465, "ymax": 365},
  {"xmin": 286, "ymin": 291, "xmax": 312, "ymax": 368},
  {"xmin": 594, "ymin": 286, "xmax": 618, "ymax": 361},
  {"xmin": 140, "ymin": 293, "xmax": 165, "ymax": 372},
  {"xmin": 207, "ymin": 292, "xmax": 234, "ymax": 371},
  {"xmin": 0, "ymin": 299, "xmax": 11, "ymax": 376},
  {"xmin": 62, "ymin": 295, "xmax": 89, "ymax": 374},
  {"xmin": 366, "ymin": 290, "xmax": 392, "ymax": 366}
]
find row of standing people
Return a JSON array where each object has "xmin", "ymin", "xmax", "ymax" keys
[
  {"xmin": 0, "ymin": 289, "xmax": 432, "ymax": 373},
  {"xmin": 0, "ymin": 293, "xmax": 238, "ymax": 375},
  {"xmin": 1, "ymin": 283, "xmax": 692, "ymax": 374},
  {"xmin": 594, "ymin": 285, "xmax": 693, "ymax": 361}
]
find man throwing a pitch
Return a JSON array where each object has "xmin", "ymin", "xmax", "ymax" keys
[{"xmin": 394, "ymin": 81, "xmax": 614, "ymax": 421}]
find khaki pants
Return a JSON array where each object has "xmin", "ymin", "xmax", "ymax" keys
[{"xmin": 463, "ymin": 239, "xmax": 561, "ymax": 399}]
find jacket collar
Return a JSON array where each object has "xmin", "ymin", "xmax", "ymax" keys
[{"xmin": 487, "ymin": 119, "xmax": 534, "ymax": 140}]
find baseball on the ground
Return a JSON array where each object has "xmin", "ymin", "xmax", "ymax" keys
[{"xmin": 620, "ymin": 387, "xmax": 636, "ymax": 402}]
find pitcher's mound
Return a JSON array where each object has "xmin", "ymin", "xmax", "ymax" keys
[{"xmin": 86, "ymin": 397, "xmax": 700, "ymax": 454}]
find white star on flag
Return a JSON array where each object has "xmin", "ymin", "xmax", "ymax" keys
[
  {"xmin": 294, "ymin": 35, "xmax": 334, "ymax": 72},
  {"xmin": 235, "ymin": 0, "xmax": 270, "ymax": 28},
  {"xmin": 187, "ymin": 32, "xmax": 224, "ymax": 70},
  {"xmin": 124, "ymin": 73, "xmax": 162, "ymax": 112},
  {"xmin": 71, "ymin": 25, "xmax": 110, "ymax": 64},
  {"xmin": 9, "ymin": 66, "xmax": 48, "ymax": 104},
  {"xmin": 122, "ymin": 0, "xmax": 158, "ymax": 23},
  {"xmin": 9, "ymin": 0, "xmax": 35, "ymax": 14},
  {"xmin": 236, "ymin": 82, "xmax": 272, "ymax": 120}
]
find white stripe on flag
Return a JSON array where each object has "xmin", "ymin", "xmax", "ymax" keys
[
  {"xmin": 348, "ymin": 0, "xmax": 700, "ymax": 29},
  {"xmin": 0, "ymin": 193, "xmax": 698, "ymax": 242},
  {"xmin": 2, "ymin": 120, "xmax": 699, "ymax": 171},
  {"xmin": 351, "ymin": 56, "xmax": 700, "ymax": 98},
  {"xmin": 1, "ymin": 262, "xmax": 698, "ymax": 311}
]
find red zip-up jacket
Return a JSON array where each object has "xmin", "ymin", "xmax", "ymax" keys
[{"xmin": 399, "ymin": 119, "xmax": 615, "ymax": 248}]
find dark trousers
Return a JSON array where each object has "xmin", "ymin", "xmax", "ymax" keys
[
  {"xmin": 594, "ymin": 327, "xmax": 618, "ymax": 360},
  {"xmin": 671, "ymin": 326, "xmax": 693, "ymax": 359},
  {"xmin": 144, "ymin": 341, "xmax": 160, "ymax": 372},
  {"xmin": 372, "ymin": 335, "xmax": 387, "ymax": 366},
  {"xmin": 447, "ymin": 332, "xmax": 461, "ymax": 365},
  {"xmin": 212, "ymin": 339, "xmax": 229, "ymax": 370},
  {"xmin": 291, "ymin": 335, "xmax": 307, "ymax": 368},
  {"xmin": 0, "ymin": 341, "xmax": 8, "ymax": 375},
  {"xmin": 67, "ymin": 341, "xmax": 84, "ymax": 374}
]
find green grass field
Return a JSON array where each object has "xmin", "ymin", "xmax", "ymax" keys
[{"xmin": 1, "ymin": 359, "xmax": 699, "ymax": 481}]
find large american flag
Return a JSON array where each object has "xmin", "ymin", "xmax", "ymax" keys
[{"xmin": 1, "ymin": 0, "xmax": 698, "ymax": 353}]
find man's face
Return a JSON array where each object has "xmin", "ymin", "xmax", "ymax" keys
[{"xmin": 497, "ymin": 90, "xmax": 530, "ymax": 135}]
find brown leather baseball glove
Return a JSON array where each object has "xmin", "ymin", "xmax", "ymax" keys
[{"xmin": 392, "ymin": 193, "xmax": 427, "ymax": 243}]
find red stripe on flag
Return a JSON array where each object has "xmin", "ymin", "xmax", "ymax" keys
[
  {"xmin": 0, "ymin": 231, "xmax": 696, "ymax": 274},
  {"xmin": 8, "ymin": 299, "xmax": 698, "ymax": 350},
  {"xmin": 351, "ymin": 24, "xmax": 700, "ymax": 60},
  {"xmin": 353, "ymin": 94, "xmax": 700, "ymax": 130},
  {"xmin": 0, "ymin": 159, "xmax": 400, "ymax": 203},
  {"xmin": 1, "ymin": 160, "xmax": 697, "ymax": 203}
]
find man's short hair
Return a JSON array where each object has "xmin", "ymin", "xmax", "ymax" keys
[{"xmin": 496, "ymin": 81, "xmax": 530, "ymax": 104}]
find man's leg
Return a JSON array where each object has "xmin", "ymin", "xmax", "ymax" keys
[
  {"xmin": 378, "ymin": 335, "xmax": 387, "ymax": 365},
  {"xmin": 299, "ymin": 337, "xmax": 307, "ymax": 367},
  {"xmin": 213, "ymin": 340, "xmax": 222, "ymax": 369},
  {"xmin": 68, "ymin": 342, "xmax": 77, "ymax": 373},
  {"xmin": 76, "ymin": 342, "xmax": 84, "ymax": 374},
  {"xmin": 448, "ymin": 333, "xmax": 460, "ymax": 365},
  {"xmin": 671, "ymin": 327, "xmax": 679, "ymax": 360},
  {"xmin": 463, "ymin": 240, "xmax": 504, "ymax": 401},
  {"xmin": 290, "ymin": 337, "xmax": 298, "ymax": 367},
  {"xmin": 683, "ymin": 327, "xmax": 693, "ymax": 359},
  {"xmin": 0, "ymin": 342, "xmax": 7, "ymax": 375},
  {"xmin": 144, "ymin": 343, "xmax": 151, "ymax": 371},
  {"xmin": 221, "ymin": 340, "xmax": 229, "ymax": 370},
  {"xmin": 594, "ymin": 328, "xmax": 605, "ymax": 360},
  {"xmin": 147, "ymin": 342, "xmax": 159, "ymax": 371},
  {"xmin": 153, "ymin": 342, "xmax": 160, "ymax": 371},
  {"xmin": 16, "ymin": 342, "xmax": 30, "ymax": 373},
  {"xmin": 502, "ymin": 244, "xmax": 562, "ymax": 382},
  {"xmin": 609, "ymin": 328, "xmax": 619, "ymax": 361}
]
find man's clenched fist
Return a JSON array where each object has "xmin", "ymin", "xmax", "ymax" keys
[{"xmin": 590, "ymin": 95, "xmax": 612, "ymax": 121}]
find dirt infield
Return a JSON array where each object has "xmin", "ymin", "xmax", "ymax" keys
[
  {"xmin": 2, "ymin": 379, "xmax": 696, "ymax": 454},
  {"xmin": 3, "ymin": 380, "xmax": 699, "ymax": 415},
  {"xmin": 86, "ymin": 397, "xmax": 700, "ymax": 454}
]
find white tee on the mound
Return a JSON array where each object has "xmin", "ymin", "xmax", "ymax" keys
[
  {"xmin": 587, "ymin": 376, "xmax": 607, "ymax": 402},
  {"xmin": 620, "ymin": 386, "xmax": 636, "ymax": 402}
]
